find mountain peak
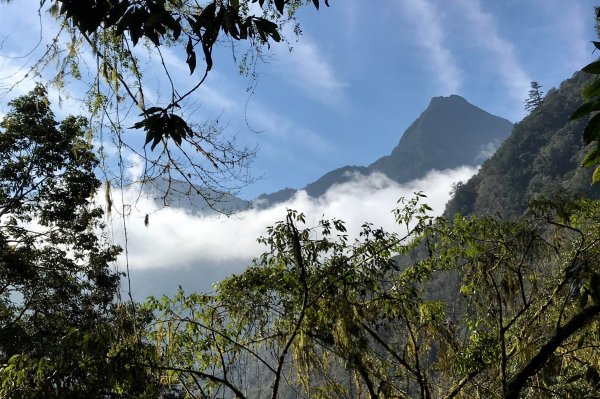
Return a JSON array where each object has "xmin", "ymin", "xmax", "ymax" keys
[
  {"xmin": 426, "ymin": 94, "xmax": 485, "ymax": 115},
  {"xmin": 256, "ymin": 95, "xmax": 513, "ymax": 207},
  {"xmin": 368, "ymin": 96, "xmax": 513, "ymax": 182},
  {"xmin": 429, "ymin": 94, "xmax": 467, "ymax": 104}
]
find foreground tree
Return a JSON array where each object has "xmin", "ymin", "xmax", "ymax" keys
[
  {"xmin": 0, "ymin": 86, "xmax": 161, "ymax": 397},
  {"xmin": 1, "ymin": 0, "xmax": 330, "ymax": 209},
  {"xmin": 146, "ymin": 194, "xmax": 600, "ymax": 398}
]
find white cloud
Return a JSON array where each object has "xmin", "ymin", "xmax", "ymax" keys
[
  {"xmin": 273, "ymin": 35, "xmax": 347, "ymax": 105},
  {"xmin": 455, "ymin": 0, "xmax": 531, "ymax": 103},
  {"xmin": 107, "ymin": 165, "xmax": 479, "ymax": 296},
  {"xmin": 558, "ymin": 5, "xmax": 589, "ymax": 71},
  {"xmin": 398, "ymin": 0, "xmax": 462, "ymax": 95}
]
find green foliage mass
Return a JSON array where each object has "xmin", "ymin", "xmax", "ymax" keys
[
  {"xmin": 0, "ymin": 87, "xmax": 161, "ymax": 398},
  {"xmin": 147, "ymin": 194, "xmax": 600, "ymax": 398},
  {"xmin": 570, "ymin": 8, "xmax": 600, "ymax": 184}
]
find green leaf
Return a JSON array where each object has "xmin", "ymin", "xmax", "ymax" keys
[
  {"xmin": 582, "ymin": 60, "xmax": 600, "ymax": 74},
  {"xmin": 582, "ymin": 78, "xmax": 600, "ymax": 100},
  {"xmin": 581, "ymin": 147, "xmax": 600, "ymax": 168},
  {"xmin": 593, "ymin": 165, "xmax": 600, "ymax": 184},
  {"xmin": 571, "ymin": 100, "xmax": 600, "ymax": 120},
  {"xmin": 583, "ymin": 113, "xmax": 600, "ymax": 145}
]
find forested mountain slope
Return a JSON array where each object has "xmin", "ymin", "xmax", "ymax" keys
[
  {"xmin": 257, "ymin": 95, "xmax": 512, "ymax": 207},
  {"xmin": 445, "ymin": 72, "xmax": 600, "ymax": 218}
]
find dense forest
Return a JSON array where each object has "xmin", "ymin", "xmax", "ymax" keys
[
  {"xmin": 446, "ymin": 72, "xmax": 600, "ymax": 218},
  {"xmin": 1, "ymin": 1, "xmax": 600, "ymax": 398}
]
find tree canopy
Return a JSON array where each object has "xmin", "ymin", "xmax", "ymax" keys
[
  {"xmin": 146, "ymin": 195, "xmax": 600, "ymax": 398},
  {"xmin": 0, "ymin": 86, "xmax": 161, "ymax": 397}
]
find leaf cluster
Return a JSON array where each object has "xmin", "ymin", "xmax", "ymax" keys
[
  {"xmin": 146, "ymin": 195, "xmax": 600, "ymax": 398},
  {"xmin": 570, "ymin": 8, "xmax": 600, "ymax": 184}
]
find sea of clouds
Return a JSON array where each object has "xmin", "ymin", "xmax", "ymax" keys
[{"xmin": 109, "ymin": 165, "xmax": 479, "ymax": 300}]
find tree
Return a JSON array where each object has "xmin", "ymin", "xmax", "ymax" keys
[
  {"xmin": 1, "ymin": 0, "xmax": 329, "ymax": 210},
  {"xmin": 0, "ymin": 86, "xmax": 162, "ymax": 397},
  {"xmin": 524, "ymin": 81, "xmax": 543, "ymax": 112},
  {"xmin": 146, "ymin": 194, "xmax": 600, "ymax": 398}
]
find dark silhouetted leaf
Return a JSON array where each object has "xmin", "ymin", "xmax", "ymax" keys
[
  {"xmin": 275, "ymin": 0, "xmax": 285, "ymax": 13},
  {"xmin": 202, "ymin": 43, "xmax": 213, "ymax": 71},
  {"xmin": 571, "ymin": 100, "xmax": 600, "ymax": 120},
  {"xmin": 583, "ymin": 113, "xmax": 600, "ymax": 145},
  {"xmin": 582, "ymin": 60, "xmax": 600, "ymax": 74},
  {"xmin": 199, "ymin": 1, "xmax": 217, "ymax": 25},
  {"xmin": 186, "ymin": 37, "xmax": 197, "ymax": 74},
  {"xmin": 144, "ymin": 129, "xmax": 154, "ymax": 145}
]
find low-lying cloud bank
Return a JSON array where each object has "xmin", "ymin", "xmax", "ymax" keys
[{"xmin": 109, "ymin": 165, "xmax": 479, "ymax": 298}]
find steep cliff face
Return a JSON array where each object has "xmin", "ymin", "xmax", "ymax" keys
[
  {"xmin": 445, "ymin": 72, "xmax": 600, "ymax": 218},
  {"xmin": 257, "ymin": 95, "xmax": 513, "ymax": 207}
]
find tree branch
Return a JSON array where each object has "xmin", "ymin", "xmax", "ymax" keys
[{"xmin": 505, "ymin": 303, "xmax": 600, "ymax": 399}]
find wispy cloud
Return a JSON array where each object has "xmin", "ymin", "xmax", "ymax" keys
[
  {"xmin": 535, "ymin": 0, "xmax": 594, "ymax": 73},
  {"xmin": 273, "ymin": 35, "xmax": 347, "ymax": 105},
  {"xmin": 455, "ymin": 0, "xmax": 531, "ymax": 104},
  {"xmin": 108, "ymin": 165, "xmax": 480, "ymax": 297},
  {"xmin": 398, "ymin": 0, "xmax": 462, "ymax": 95},
  {"xmin": 557, "ymin": 5, "xmax": 590, "ymax": 72},
  {"xmin": 246, "ymin": 100, "xmax": 333, "ymax": 158}
]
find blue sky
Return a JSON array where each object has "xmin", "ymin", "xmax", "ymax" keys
[
  {"xmin": 1, "ymin": 1, "xmax": 597, "ymax": 200},
  {"xmin": 1, "ymin": 1, "xmax": 599, "ymax": 296},
  {"xmin": 232, "ymin": 0, "xmax": 598, "ymax": 198}
]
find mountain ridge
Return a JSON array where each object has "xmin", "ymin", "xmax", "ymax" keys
[{"xmin": 256, "ymin": 94, "xmax": 513, "ymax": 207}]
